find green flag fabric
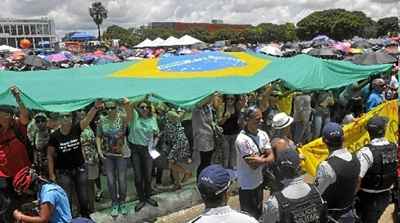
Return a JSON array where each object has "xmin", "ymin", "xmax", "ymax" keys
[{"xmin": 0, "ymin": 52, "xmax": 391, "ymax": 112}]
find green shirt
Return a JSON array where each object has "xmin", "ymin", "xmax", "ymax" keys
[{"xmin": 128, "ymin": 109, "xmax": 159, "ymax": 146}]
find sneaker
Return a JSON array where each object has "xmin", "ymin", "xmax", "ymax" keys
[
  {"xmin": 135, "ymin": 201, "xmax": 146, "ymax": 212},
  {"xmin": 119, "ymin": 203, "xmax": 129, "ymax": 215},
  {"xmin": 111, "ymin": 205, "xmax": 119, "ymax": 217},
  {"xmin": 145, "ymin": 197, "xmax": 158, "ymax": 207}
]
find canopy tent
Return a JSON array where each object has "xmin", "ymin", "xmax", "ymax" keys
[
  {"xmin": 0, "ymin": 52, "xmax": 392, "ymax": 112},
  {"xmin": 179, "ymin": 35, "xmax": 203, "ymax": 46},
  {"xmin": 160, "ymin": 36, "xmax": 180, "ymax": 47},
  {"xmin": 134, "ymin": 38, "xmax": 153, "ymax": 48},
  {"xmin": 148, "ymin": 38, "xmax": 165, "ymax": 47},
  {"xmin": 70, "ymin": 32, "xmax": 97, "ymax": 41},
  {"xmin": 259, "ymin": 45, "xmax": 283, "ymax": 56},
  {"xmin": 0, "ymin": 45, "xmax": 20, "ymax": 52}
]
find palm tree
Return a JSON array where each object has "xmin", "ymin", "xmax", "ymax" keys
[{"xmin": 89, "ymin": 2, "xmax": 108, "ymax": 41}]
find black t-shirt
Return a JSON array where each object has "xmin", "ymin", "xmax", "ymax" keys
[
  {"xmin": 49, "ymin": 124, "xmax": 84, "ymax": 170},
  {"xmin": 221, "ymin": 112, "xmax": 240, "ymax": 135}
]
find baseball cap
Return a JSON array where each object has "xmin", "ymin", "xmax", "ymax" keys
[
  {"xmin": 322, "ymin": 122, "xmax": 344, "ymax": 142},
  {"xmin": 275, "ymin": 149, "xmax": 301, "ymax": 178},
  {"xmin": 197, "ymin": 165, "xmax": 236, "ymax": 197},
  {"xmin": 366, "ymin": 116, "xmax": 388, "ymax": 130}
]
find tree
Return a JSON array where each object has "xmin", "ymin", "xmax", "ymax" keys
[
  {"xmin": 377, "ymin": 17, "xmax": 399, "ymax": 37},
  {"xmin": 296, "ymin": 9, "xmax": 377, "ymax": 40},
  {"xmin": 103, "ymin": 25, "xmax": 141, "ymax": 47},
  {"xmin": 89, "ymin": 2, "xmax": 108, "ymax": 41}
]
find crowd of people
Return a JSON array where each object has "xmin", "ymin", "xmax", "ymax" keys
[{"xmin": 0, "ymin": 59, "xmax": 399, "ymax": 223}]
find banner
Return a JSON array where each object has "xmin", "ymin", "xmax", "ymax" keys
[{"xmin": 299, "ymin": 100, "xmax": 399, "ymax": 176}]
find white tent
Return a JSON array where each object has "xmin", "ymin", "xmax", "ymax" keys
[
  {"xmin": 160, "ymin": 36, "xmax": 180, "ymax": 47},
  {"xmin": 259, "ymin": 45, "xmax": 283, "ymax": 56},
  {"xmin": 148, "ymin": 37, "xmax": 165, "ymax": 47},
  {"xmin": 0, "ymin": 45, "xmax": 20, "ymax": 52},
  {"xmin": 179, "ymin": 35, "xmax": 203, "ymax": 46},
  {"xmin": 134, "ymin": 39, "xmax": 153, "ymax": 48}
]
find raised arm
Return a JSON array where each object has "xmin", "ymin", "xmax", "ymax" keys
[
  {"xmin": 10, "ymin": 86, "xmax": 29, "ymax": 125},
  {"xmin": 80, "ymin": 100, "xmax": 103, "ymax": 130}
]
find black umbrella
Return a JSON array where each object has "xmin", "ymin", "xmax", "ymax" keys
[
  {"xmin": 351, "ymin": 52, "xmax": 397, "ymax": 65},
  {"xmin": 23, "ymin": 55, "xmax": 51, "ymax": 68},
  {"xmin": 351, "ymin": 40, "xmax": 372, "ymax": 49},
  {"xmin": 308, "ymin": 47, "xmax": 340, "ymax": 57}
]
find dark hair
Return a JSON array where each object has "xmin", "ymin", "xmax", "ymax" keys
[
  {"xmin": 136, "ymin": 100, "xmax": 155, "ymax": 117},
  {"xmin": 202, "ymin": 192, "xmax": 226, "ymax": 207}
]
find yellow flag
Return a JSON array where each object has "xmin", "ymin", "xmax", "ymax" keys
[{"xmin": 298, "ymin": 100, "xmax": 399, "ymax": 176}]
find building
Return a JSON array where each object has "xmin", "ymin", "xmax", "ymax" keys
[
  {"xmin": 150, "ymin": 21, "xmax": 251, "ymax": 33},
  {"xmin": 0, "ymin": 17, "xmax": 57, "ymax": 48}
]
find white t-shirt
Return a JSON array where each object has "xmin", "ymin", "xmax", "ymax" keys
[
  {"xmin": 235, "ymin": 129, "xmax": 271, "ymax": 190},
  {"xmin": 188, "ymin": 206, "xmax": 259, "ymax": 223}
]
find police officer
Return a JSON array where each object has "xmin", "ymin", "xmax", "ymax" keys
[
  {"xmin": 356, "ymin": 116, "xmax": 398, "ymax": 223},
  {"xmin": 315, "ymin": 122, "xmax": 360, "ymax": 222},
  {"xmin": 188, "ymin": 164, "xmax": 258, "ymax": 223},
  {"xmin": 263, "ymin": 148, "xmax": 326, "ymax": 223}
]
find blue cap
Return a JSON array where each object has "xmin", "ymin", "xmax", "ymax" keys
[
  {"xmin": 322, "ymin": 122, "xmax": 344, "ymax": 142},
  {"xmin": 197, "ymin": 165, "xmax": 235, "ymax": 197}
]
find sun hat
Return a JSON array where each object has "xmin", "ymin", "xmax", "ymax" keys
[{"xmin": 272, "ymin": 112, "xmax": 294, "ymax": 129}]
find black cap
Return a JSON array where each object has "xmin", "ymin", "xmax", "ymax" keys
[{"xmin": 366, "ymin": 116, "xmax": 387, "ymax": 132}]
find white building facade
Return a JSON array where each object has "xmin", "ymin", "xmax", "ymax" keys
[{"xmin": 0, "ymin": 17, "xmax": 57, "ymax": 48}]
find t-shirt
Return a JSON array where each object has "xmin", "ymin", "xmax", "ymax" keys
[
  {"xmin": 97, "ymin": 114, "xmax": 130, "ymax": 158},
  {"xmin": 128, "ymin": 110, "xmax": 159, "ymax": 146},
  {"xmin": 0, "ymin": 119, "xmax": 31, "ymax": 177},
  {"xmin": 235, "ymin": 129, "xmax": 271, "ymax": 190},
  {"xmin": 49, "ymin": 124, "xmax": 84, "ymax": 170},
  {"xmin": 39, "ymin": 183, "xmax": 72, "ymax": 223}
]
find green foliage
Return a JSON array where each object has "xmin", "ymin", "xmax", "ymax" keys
[
  {"xmin": 89, "ymin": 2, "xmax": 108, "ymax": 40},
  {"xmin": 296, "ymin": 9, "xmax": 377, "ymax": 40},
  {"xmin": 103, "ymin": 25, "xmax": 140, "ymax": 47},
  {"xmin": 377, "ymin": 17, "xmax": 400, "ymax": 37}
]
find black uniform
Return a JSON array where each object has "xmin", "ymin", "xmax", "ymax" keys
[
  {"xmin": 322, "ymin": 154, "xmax": 360, "ymax": 221},
  {"xmin": 275, "ymin": 185, "xmax": 327, "ymax": 223}
]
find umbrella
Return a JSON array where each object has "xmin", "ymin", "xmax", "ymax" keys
[
  {"xmin": 308, "ymin": 47, "xmax": 340, "ymax": 57},
  {"xmin": 93, "ymin": 50, "xmax": 105, "ymax": 57},
  {"xmin": 351, "ymin": 40, "xmax": 372, "ymax": 49},
  {"xmin": 259, "ymin": 45, "xmax": 283, "ymax": 56},
  {"xmin": 9, "ymin": 51, "xmax": 26, "ymax": 60},
  {"xmin": 311, "ymin": 35, "xmax": 334, "ymax": 47},
  {"xmin": 46, "ymin": 53, "xmax": 69, "ymax": 63},
  {"xmin": 351, "ymin": 52, "xmax": 397, "ymax": 65},
  {"xmin": 24, "ymin": 55, "xmax": 51, "ymax": 68}
]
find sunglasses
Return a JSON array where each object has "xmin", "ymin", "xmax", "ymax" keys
[
  {"xmin": 139, "ymin": 105, "xmax": 149, "ymax": 110},
  {"xmin": 226, "ymin": 97, "xmax": 235, "ymax": 101}
]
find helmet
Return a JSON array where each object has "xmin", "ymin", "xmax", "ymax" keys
[{"xmin": 12, "ymin": 167, "xmax": 34, "ymax": 193}]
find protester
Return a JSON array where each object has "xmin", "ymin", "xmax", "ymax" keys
[
  {"xmin": 263, "ymin": 149, "xmax": 326, "ymax": 223},
  {"xmin": 292, "ymin": 93, "xmax": 312, "ymax": 144},
  {"xmin": 193, "ymin": 96, "xmax": 216, "ymax": 178},
  {"xmin": 47, "ymin": 101, "xmax": 102, "ymax": 218},
  {"xmin": 27, "ymin": 113, "xmax": 51, "ymax": 177},
  {"xmin": 126, "ymin": 99, "xmax": 160, "ymax": 212},
  {"xmin": 217, "ymin": 95, "xmax": 243, "ymax": 169},
  {"xmin": 96, "ymin": 100, "xmax": 131, "ymax": 216},
  {"xmin": 315, "ymin": 122, "xmax": 360, "ymax": 222},
  {"xmin": 312, "ymin": 91, "xmax": 334, "ymax": 138},
  {"xmin": 235, "ymin": 106, "xmax": 274, "ymax": 219},
  {"xmin": 162, "ymin": 109, "xmax": 193, "ymax": 190},
  {"xmin": 366, "ymin": 78, "xmax": 386, "ymax": 111},
  {"xmin": 271, "ymin": 112, "xmax": 295, "ymax": 149},
  {"xmin": 188, "ymin": 165, "xmax": 258, "ymax": 223},
  {"xmin": 356, "ymin": 116, "xmax": 398, "ymax": 223},
  {"xmin": 0, "ymin": 86, "xmax": 31, "ymax": 222},
  {"xmin": 76, "ymin": 108, "xmax": 99, "ymax": 215},
  {"xmin": 12, "ymin": 167, "xmax": 72, "ymax": 223}
]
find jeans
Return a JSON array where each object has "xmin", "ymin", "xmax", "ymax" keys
[
  {"xmin": 129, "ymin": 143, "xmax": 153, "ymax": 201},
  {"xmin": 104, "ymin": 156, "xmax": 129, "ymax": 206},
  {"xmin": 357, "ymin": 190, "xmax": 391, "ymax": 223},
  {"xmin": 239, "ymin": 184, "xmax": 264, "ymax": 220},
  {"xmin": 196, "ymin": 150, "xmax": 214, "ymax": 179},
  {"xmin": 223, "ymin": 134, "xmax": 237, "ymax": 169},
  {"xmin": 57, "ymin": 165, "xmax": 91, "ymax": 217}
]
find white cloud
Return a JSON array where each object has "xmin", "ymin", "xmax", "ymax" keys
[{"xmin": 2, "ymin": 0, "xmax": 400, "ymax": 38}]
